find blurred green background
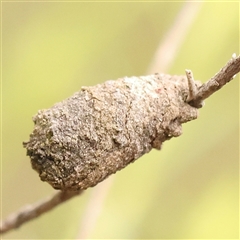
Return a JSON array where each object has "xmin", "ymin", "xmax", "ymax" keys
[{"xmin": 2, "ymin": 1, "xmax": 239, "ymax": 239}]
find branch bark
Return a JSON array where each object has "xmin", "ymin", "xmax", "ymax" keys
[
  {"xmin": 188, "ymin": 54, "xmax": 240, "ymax": 108},
  {"xmin": 0, "ymin": 190, "xmax": 83, "ymax": 234}
]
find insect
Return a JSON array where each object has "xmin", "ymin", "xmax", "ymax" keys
[{"xmin": 24, "ymin": 73, "xmax": 202, "ymax": 191}]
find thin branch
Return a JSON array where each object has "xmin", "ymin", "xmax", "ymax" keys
[
  {"xmin": 76, "ymin": 177, "xmax": 113, "ymax": 239},
  {"xmin": 147, "ymin": 2, "xmax": 203, "ymax": 74},
  {"xmin": 188, "ymin": 54, "xmax": 240, "ymax": 108},
  {"xmin": 0, "ymin": 190, "xmax": 83, "ymax": 234}
]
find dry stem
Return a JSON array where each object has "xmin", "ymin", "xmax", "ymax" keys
[
  {"xmin": 0, "ymin": 190, "xmax": 83, "ymax": 234},
  {"xmin": 188, "ymin": 54, "xmax": 240, "ymax": 108},
  {"xmin": 147, "ymin": 2, "xmax": 203, "ymax": 74}
]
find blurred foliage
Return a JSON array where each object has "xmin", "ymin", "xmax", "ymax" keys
[{"xmin": 2, "ymin": 1, "xmax": 239, "ymax": 239}]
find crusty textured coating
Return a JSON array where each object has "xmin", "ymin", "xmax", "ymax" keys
[{"xmin": 24, "ymin": 73, "xmax": 199, "ymax": 191}]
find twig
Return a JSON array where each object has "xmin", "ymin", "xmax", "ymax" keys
[
  {"xmin": 147, "ymin": 2, "xmax": 203, "ymax": 74},
  {"xmin": 188, "ymin": 54, "xmax": 240, "ymax": 108},
  {"xmin": 0, "ymin": 190, "xmax": 83, "ymax": 234},
  {"xmin": 76, "ymin": 177, "xmax": 113, "ymax": 239},
  {"xmin": 185, "ymin": 69, "xmax": 198, "ymax": 102}
]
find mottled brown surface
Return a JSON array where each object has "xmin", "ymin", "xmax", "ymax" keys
[{"xmin": 24, "ymin": 74, "xmax": 199, "ymax": 191}]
